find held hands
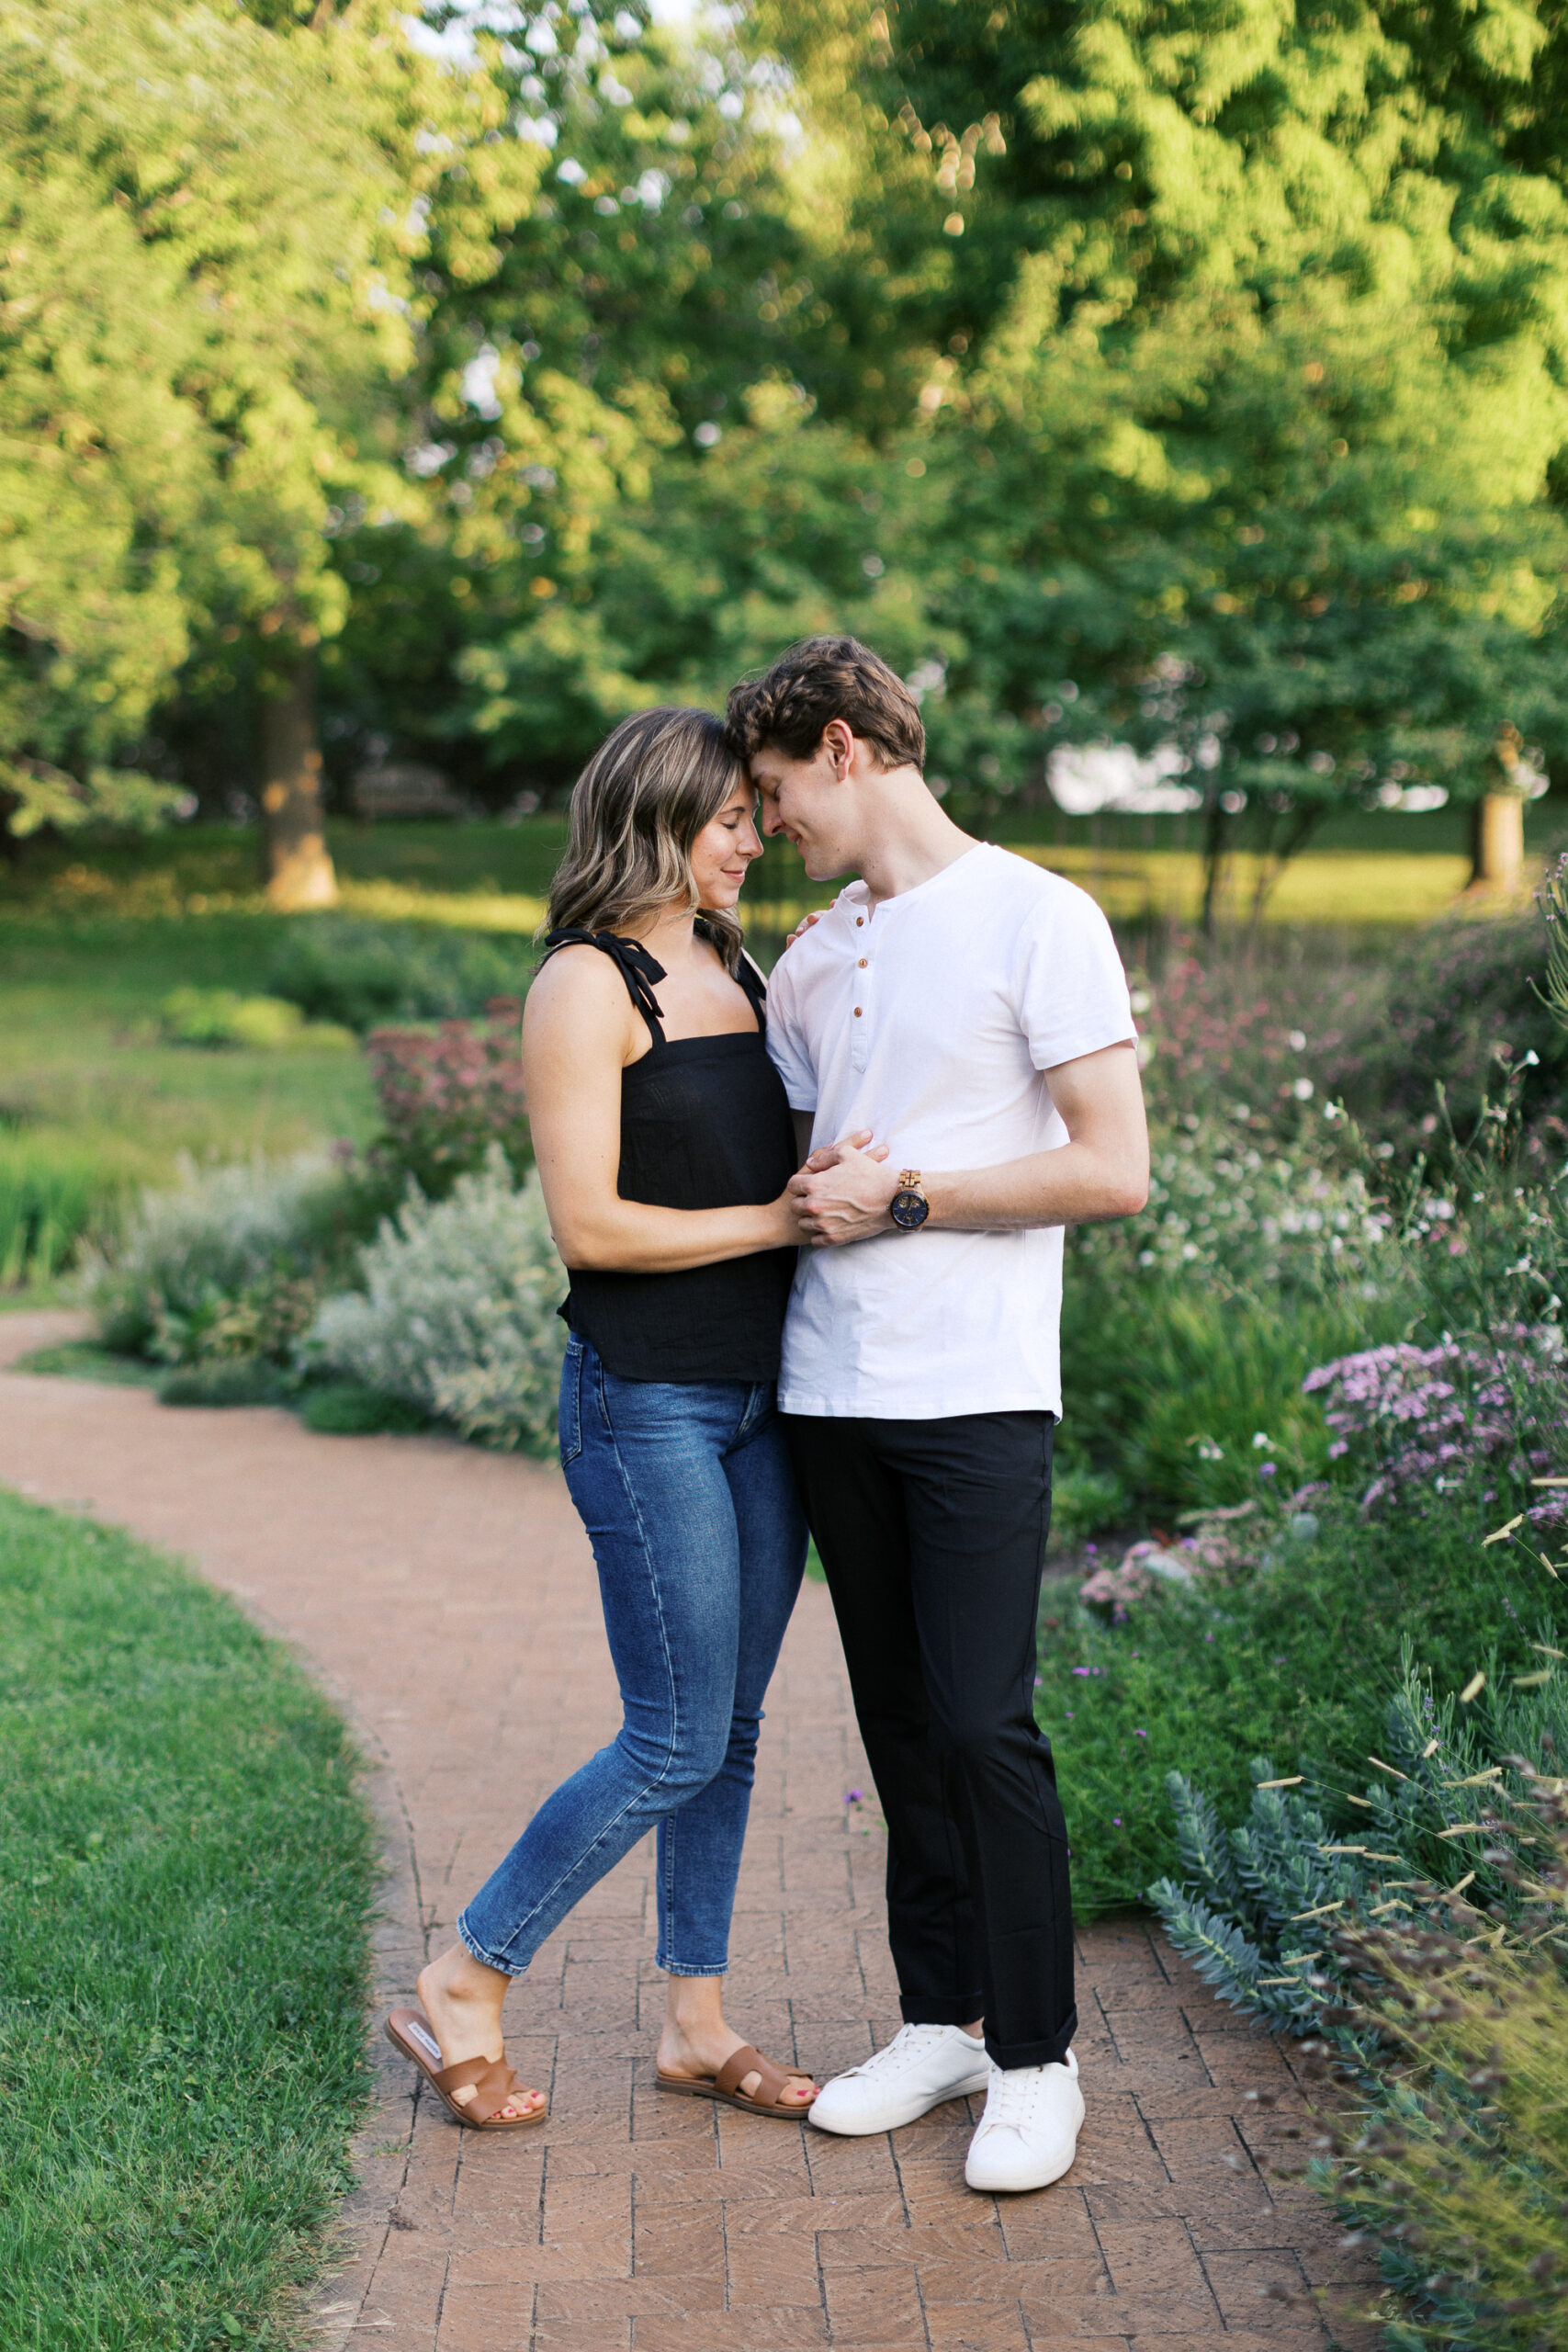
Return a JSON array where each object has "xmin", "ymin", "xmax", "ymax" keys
[{"xmin": 788, "ymin": 1133, "xmax": 900, "ymax": 1247}]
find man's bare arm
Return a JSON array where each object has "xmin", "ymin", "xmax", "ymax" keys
[
  {"xmin": 787, "ymin": 1039, "xmax": 1149, "ymax": 1247},
  {"xmin": 925, "ymin": 1042, "xmax": 1148, "ymax": 1228}
]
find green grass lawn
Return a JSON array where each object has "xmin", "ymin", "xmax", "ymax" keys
[
  {"xmin": 12, "ymin": 1340, "xmax": 164, "ymax": 1384},
  {"xmin": 1, "ymin": 797, "xmax": 1546, "ymax": 938},
  {"xmin": 0, "ymin": 1490, "xmax": 380, "ymax": 2351},
  {"xmin": 0, "ymin": 909, "xmax": 381, "ymax": 1286},
  {"xmin": 0, "ymin": 912, "xmax": 380, "ymax": 1172}
]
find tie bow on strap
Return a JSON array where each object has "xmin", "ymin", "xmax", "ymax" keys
[{"xmin": 543, "ymin": 927, "xmax": 667, "ymax": 1031}]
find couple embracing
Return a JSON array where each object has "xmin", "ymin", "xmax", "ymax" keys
[{"xmin": 387, "ymin": 636, "xmax": 1149, "ymax": 2196}]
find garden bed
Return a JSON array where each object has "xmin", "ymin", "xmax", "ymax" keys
[{"xmin": 1044, "ymin": 1496, "xmax": 1564, "ymax": 1917}]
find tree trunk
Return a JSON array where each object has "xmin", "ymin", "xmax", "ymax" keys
[
  {"xmin": 1200, "ymin": 797, "xmax": 1227, "ymax": 936},
  {"xmin": 260, "ymin": 650, "xmax": 337, "ymax": 910},
  {"xmin": 1246, "ymin": 799, "xmax": 1322, "ymax": 929},
  {"xmin": 1468, "ymin": 792, "xmax": 1524, "ymax": 895},
  {"xmin": 1466, "ymin": 722, "xmax": 1529, "ymax": 898}
]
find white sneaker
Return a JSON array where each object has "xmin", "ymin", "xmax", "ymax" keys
[
  {"xmin": 964, "ymin": 2050, "xmax": 1084, "ymax": 2192},
  {"xmin": 807, "ymin": 2023, "xmax": 990, "ymax": 2136}
]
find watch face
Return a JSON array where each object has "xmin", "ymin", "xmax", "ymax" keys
[{"xmin": 890, "ymin": 1187, "xmax": 929, "ymax": 1229}]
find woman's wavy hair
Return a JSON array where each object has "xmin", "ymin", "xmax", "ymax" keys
[{"xmin": 545, "ymin": 707, "xmax": 748, "ymax": 972}]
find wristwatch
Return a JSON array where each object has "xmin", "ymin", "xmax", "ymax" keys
[{"xmin": 890, "ymin": 1170, "xmax": 930, "ymax": 1230}]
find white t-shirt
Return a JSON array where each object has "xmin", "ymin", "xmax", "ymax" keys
[{"xmin": 764, "ymin": 842, "xmax": 1135, "ymax": 1420}]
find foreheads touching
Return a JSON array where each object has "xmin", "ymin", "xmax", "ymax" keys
[{"xmin": 725, "ymin": 638, "xmax": 925, "ymax": 799}]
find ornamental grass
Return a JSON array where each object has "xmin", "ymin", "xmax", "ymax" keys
[{"xmin": 1317, "ymin": 1781, "xmax": 1568, "ymax": 2349}]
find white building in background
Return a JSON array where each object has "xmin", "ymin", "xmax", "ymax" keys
[
  {"xmin": 1045, "ymin": 741, "xmax": 1507, "ymax": 818},
  {"xmin": 1046, "ymin": 742, "xmax": 1201, "ymax": 816}
]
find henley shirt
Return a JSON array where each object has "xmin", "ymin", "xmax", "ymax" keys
[{"xmin": 764, "ymin": 841, "xmax": 1136, "ymax": 1420}]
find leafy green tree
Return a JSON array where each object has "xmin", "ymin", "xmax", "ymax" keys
[
  {"xmin": 24, "ymin": 0, "xmax": 1566, "ymax": 862},
  {"xmin": 442, "ymin": 379, "xmax": 944, "ymax": 786},
  {"xmin": 321, "ymin": 2, "xmax": 854, "ymax": 794},
  {"xmin": 0, "ymin": 0, "xmax": 536, "ymax": 898},
  {"xmin": 926, "ymin": 294, "xmax": 1568, "ymax": 909},
  {"xmin": 755, "ymin": 0, "xmax": 1568, "ymax": 902}
]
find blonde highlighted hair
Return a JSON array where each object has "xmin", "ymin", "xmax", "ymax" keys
[{"xmin": 546, "ymin": 707, "xmax": 748, "ymax": 971}]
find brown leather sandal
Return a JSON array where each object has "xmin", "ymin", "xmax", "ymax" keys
[
  {"xmin": 655, "ymin": 2042, "xmax": 816, "ymax": 2119},
  {"xmin": 385, "ymin": 2007, "xmax": 547, "ymax": 2132}
]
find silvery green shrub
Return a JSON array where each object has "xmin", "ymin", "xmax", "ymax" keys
[
  {"xmin": 309, "ymin": 1146, "xmax": 566, "ymax": 1452},
  {"xmin": 83, "ymin": 1153, "xmax": 352, "ymax": 1361}
]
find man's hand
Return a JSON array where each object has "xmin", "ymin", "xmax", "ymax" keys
[
  {"xmin": 788, "ymin": 1140, "xmax": 900, "ymax": 1246},
  {"xmin": 803, "ymin": 1131, "xmax": 889, "ymax": 1176}
]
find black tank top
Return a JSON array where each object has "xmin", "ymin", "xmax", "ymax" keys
[{"xmin": 542, "ymin": 927, "xmax": 799, "ymax": 1384}]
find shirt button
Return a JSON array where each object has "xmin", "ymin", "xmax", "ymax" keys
[
  {"xmin": 855, "ymin": 917, "xmax": 863, "ymax": 926},
  {"xmin": 857, "ymin": 957, "xmax": 868, "ymax": 968},
  {"xmin": 854, "ymin": 1007, "xmax": 863, "ymax": 1016}
]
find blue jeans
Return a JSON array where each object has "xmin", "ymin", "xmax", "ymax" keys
[{"xmin": 457, "ymin": 1335, "xmax": 807, "ymax": 1979}]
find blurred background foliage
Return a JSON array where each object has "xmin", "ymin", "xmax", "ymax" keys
[{"xmin": 6, "ymin": 0, "xmax": 1568, "ymax": 869}]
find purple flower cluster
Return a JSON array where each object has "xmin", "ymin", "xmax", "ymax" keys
[{"xmin": 1303, "ymin": 1331, "xmax": 1567, "ymax": 1525}]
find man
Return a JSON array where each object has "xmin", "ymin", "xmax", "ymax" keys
[{"xmin": 725, "ymin": 637, "xmax": 1148, "ymax": 2194}]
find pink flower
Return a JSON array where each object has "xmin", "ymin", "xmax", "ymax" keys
[{"xmin": 1304, "ymin": 1331, "xmax": 1564, "ymax": 1522}]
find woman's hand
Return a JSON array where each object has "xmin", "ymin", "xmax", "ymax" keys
[
  {"xmin": 769, "ymin": 1187, "xmax": 810, "ymax": 1245},
  {"xmin": 783, "ymin": 909, "xmax": 829, "ymax": 950}
]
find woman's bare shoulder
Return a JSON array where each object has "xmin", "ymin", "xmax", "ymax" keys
[
  {"xmin": 530, "ymin": 939, "xmax": 626, "ymax": 991},
  {"xmin": 525, "ymin": 943, "xmax": 635, "ymax": 1045}
]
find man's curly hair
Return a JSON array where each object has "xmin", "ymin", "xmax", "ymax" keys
[{"xmin": 724, "ymin": 636, "xmax": 925, "ymax": 775}]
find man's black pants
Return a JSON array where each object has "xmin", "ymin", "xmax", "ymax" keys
[{"xmin": 784, "ymin": 1409, "xmax": 1075, "ymax": 2071}]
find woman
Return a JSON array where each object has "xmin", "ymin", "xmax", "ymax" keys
[{"xmin": 387, "ymin": 707, "xmax": 824, "ymax": 2129}]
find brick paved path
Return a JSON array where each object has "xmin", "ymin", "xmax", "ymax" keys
[{"xmin": 1, "ymin": 1313, "xmax": 1371, "ymax": 2351}]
